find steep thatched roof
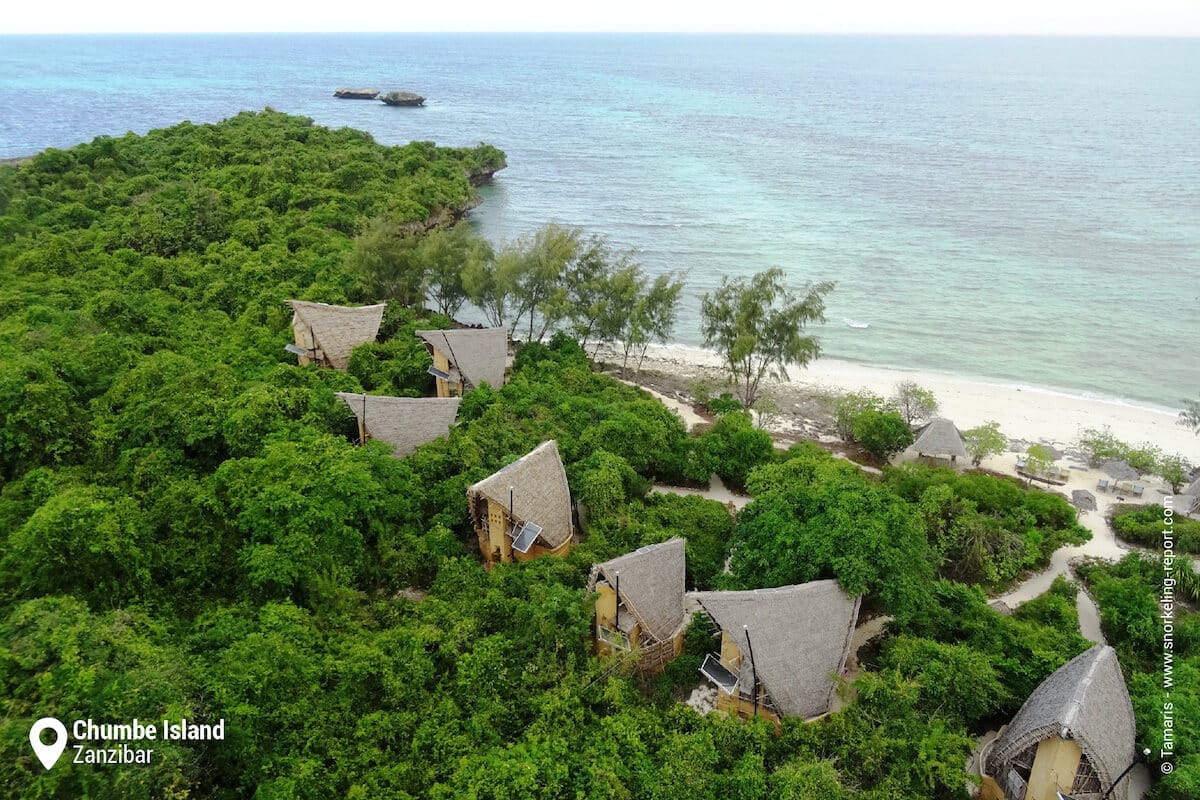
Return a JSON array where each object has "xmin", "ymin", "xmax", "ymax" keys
[
  {"xmin": 468, "ymin": 440, "xmax": 572, "ymax": 548},
  {"xmin": 289, "ymin": 301, "xmax": 385, "ymax": 370},
  {"xmin": 335, "ymin": 393, "xmax": 459, "ymax": 456},
  {"xmin": 986, "ymin": 645, "xmax": 1135, "ymax": 800},
  {"xmin": 588, "ymin": 539, "xmax": 687, "ymax": 642},
  {"xmin": 692, "ymin": 580, "xmax": 861, "ymax": 719},
  {"xmin": 416, "ymin": 328, "xmax": 507, "ymax": 390},
  {"xmin": 1173, "ymin": 494, "xmax": 1199, "ymax": 518},
  {"xmin": 908, "ymin": 417, "xmax": 968, "ymax": 459}
]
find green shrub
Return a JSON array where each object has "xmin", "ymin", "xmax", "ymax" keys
[
  {"xmin": 707, "ymin": 392, "xmax": 742, "ymax": 415},
  {"xmin": 851, "ymin": 407, "xmax": 914, "ymax": 462},
  {"xmin": 694, "ymin": 411, "xmax": 773, "ymax": 490},
  {"xmin": 834, "ymin": 389, "xmax": 884, "ymax": 441},
  {"xmin": 1110, "ymin": 503, "xmax": 1200, "ymax": 553}
]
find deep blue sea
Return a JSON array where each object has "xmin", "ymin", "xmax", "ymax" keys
[{"xmin": 1, "ymin": 34, "xmax": 1197, "ymax": 406}]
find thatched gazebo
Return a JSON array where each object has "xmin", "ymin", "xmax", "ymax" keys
[
  {"xmin": 1101, "ymin": 459, "xmax": 1139, "ymax": 484},
  {"xmin": 588, "ymin": 538, "xmax": 688, "ymax": 674},
  {"xmin": 983, "ymin": 645, "xmax": 1136, "ymax": 800},
  {"xmin": 288, "ymin": 300, "xmax": 386, "ymax": 370},
  {"xmin": 907, "ymin": 417, "xmax": 969, "ymax": 464},
  {"xmin": 415, "ymin": 327, "xmax": 508, "ymax": 397},
  {"xmin": 468, "ymin": 440, "xmax": 572, "ymax": 566},
  {"xmin": 1071, "ymin": 489, "xmax": 1097, "ymax": 513},
  {"xmin": 692, "ymin": 581, "xmax": 861, "ymax": 723},
  {"xmin": 335, "ymin": 393, "xmax": 459, "ymax": 456}
]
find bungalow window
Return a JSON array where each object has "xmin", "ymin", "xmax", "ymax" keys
[
  {"xmin": 1071, "ymin": 756, "xmax": 1102, "ymax": 795},
  {"xmin": 598, "ymin": 626, "xmax": 631, "ymax": 650},
  {"xmin": 1010, "ymin": 742, "xmax": 1037, "ymax": 782}
]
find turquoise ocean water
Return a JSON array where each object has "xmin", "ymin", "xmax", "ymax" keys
[{"xmin": 1, "ymin": 34, "xmax": 1197, "ymax": 406}]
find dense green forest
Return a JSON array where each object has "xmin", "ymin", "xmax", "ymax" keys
[{"xmin": 0, "ymin": 111, "xmax": 1178, "ymax": 798}]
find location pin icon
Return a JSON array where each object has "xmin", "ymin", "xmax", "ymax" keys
[{"xmin": 29, "ymin": 718, "xmax": 67, "ymax": 770}]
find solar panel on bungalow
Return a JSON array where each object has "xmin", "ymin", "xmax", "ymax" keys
[{"xmin": 511, "ymin": 521, "xmax": 542, "ymax": 553}]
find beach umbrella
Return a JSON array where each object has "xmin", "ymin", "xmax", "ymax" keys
[
  {"xmin": 1101, "ymin": 459, "xmax": 1138, "ymax": 483},
  {"xmin": 1071, "ymin": 490, "xmax": 1097, "ymax": 512}
]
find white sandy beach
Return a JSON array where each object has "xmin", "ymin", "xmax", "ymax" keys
[{"xmin": 618, "ymin": 343, "xmax": 1200, "ymax": 465}]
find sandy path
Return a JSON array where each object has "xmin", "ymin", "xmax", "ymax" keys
[{"xmin": 651, "ymin": 474, "xmax": 751, "ymax": 509}]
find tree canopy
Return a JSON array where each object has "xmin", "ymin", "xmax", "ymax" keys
[
  {"xmin": 700, "ymin": 268, "xmax": 833, "ymax": 407},
  {"xmin": 0, "ymin": 113, "xmax": 1131, "ymax": 800}
]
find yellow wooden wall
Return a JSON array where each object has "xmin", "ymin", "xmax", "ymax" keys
[
  {"xmin": 1027, "ymin": 737, "xmax": 1082, "ymax": 800},
  {"xmin": 431, "ymin": 349, "xmax": 466, "ymax": 398},
  {"xmin": 293, "ymin": 320, "xmax": 317, "ymax": 366}
]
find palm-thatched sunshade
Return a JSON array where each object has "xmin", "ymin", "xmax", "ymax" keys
[
  {"xmin": 907, "ymin": 417, "xmax": 968, "ymax": 461},
  {"xmin": 692, "ymin": 580, "xmax": 861, "ymax": 719},
  {"xmin": 588, "ymin": 538, "xmax": 687, "ymax": 643},
  {"xmin": 334, "ymin": 393, "xmax": 460, "ymax": 456},
  {"xmin": 1101, "ymin": 459, "xmax": 1140, "ymax": 483},
  {"xmin": 415, "ymin": 327, "xmax": 508, "ymax": 391},
  {"xmin": 468, "ymin": 440, "xmax": 572, "ymax": 550},
  {"xmin": 985, "ymin": 644, "xmax": 1136, "ymax": 800},
  {"xmin": 1071, "ymin": 489, "xmax": 1097, "ymax": 512},
  {"xmin": 288, "ymin": 300, "xmax": 386, "ymax": 370}
]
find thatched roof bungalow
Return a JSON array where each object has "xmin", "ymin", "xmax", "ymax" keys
[
  {"xmin": 1172, "ymin": 493, "xmax": 1199, "ymax": 519},
  {"xmin": 468, "ymin": 440, "xmax": 573, "ymax": 565},
  {"xmin": 693, "ymin": 580, "xmax": 861, "ymax": 723},
  {"xmin": 588, "ymin": 539, "xmax": 687, "ymax": 674},
  {"xmin": 335, "ymin": 393, "xmax": 459, "ymax": 456},
  {"xmin": 415, "ymin": 327, "xmax": 507, "ymax": 397},
  {"xmin": 982, "ymin": 644, "xmax": 1136, "ymax": 800},
  {"xmin": 288, "ymin": 300, "xmax": 385, "ymax": 370},
  {"xmin": 907, "ymin": 417, "xmax": 968, "ymax": 463}
]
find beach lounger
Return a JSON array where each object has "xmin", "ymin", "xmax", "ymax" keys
[
  {"xmin": 1096, "ymin": 479, "xmax": 1108, "ymax": 492},
  {"xmin": 1133, "ymin": 485, "xmax": 1144, "ymax": 498},
  {"xmin": 1016, "ymin": 458, "xmax": 1027, "ymax": 469}
]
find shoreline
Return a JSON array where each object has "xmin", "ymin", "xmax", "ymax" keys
[{"xmin": 608, "ymin": 342, "xmax": 1200, "ymax": 464}]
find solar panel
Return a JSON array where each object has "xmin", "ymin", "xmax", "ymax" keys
[
  {"xmin": 427, "ymin": 366, "xmax": 451, "ymax": 380},
  {"xmin": 510, "ymin": 521, "xmax": 542, "ymax": 554},
  {"xmin": 284, "ymin": 344, "xmax": 309, "ymax": 357},
  {"xmin": 699, "ymin": 653, "xmax": 740, "ymax": 694}
]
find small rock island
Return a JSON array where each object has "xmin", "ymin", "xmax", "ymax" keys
[
  {"xmin": 380, "ymin": 91, "xmax": 425, "ymax": 107},
  {"xmin": 333, "ymin": 88, "xmax": 380, "ymax": 100}
]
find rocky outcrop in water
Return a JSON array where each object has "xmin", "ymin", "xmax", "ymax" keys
[
  {"xmin": 334, "ymin": 88, "xmax": 380, "ymax": 99},
  {"xmin": 380, "ymin": 91, "xmax": 425, "ymax": 107}
]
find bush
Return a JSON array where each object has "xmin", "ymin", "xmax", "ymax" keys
[
  {"xmin": 1110, "ymin": 503, "xmax": 1200, "ymax": 553},
  {"xmin": 885, "ymin": 464, "xmax": 1089, "ymax": 588},
  {"xmin": 834, "ymin": 390, "xmax": 884, "ymax": 441},
  {"xmin": 707, "ymin": 392, "xmax": 743, "ymax": 415},
  {"xmin": 851, "ymin": 408, "xmax": 914, "ymax": 462},
  {"xmin": 1077, "ymin": 426, "xmax": 1126, "ymax": 465},
  {"xmin": 694, "ymin": 411, "xmax": 774, "ymax": 490},
  {"xmin": 569, "ymin": 449, "xmax": 644, "ymax": 517}
]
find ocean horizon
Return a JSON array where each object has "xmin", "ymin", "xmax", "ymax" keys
[{"xmin": 2, "ymin": 33, "xmax": 1197, "ymax": 408}]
